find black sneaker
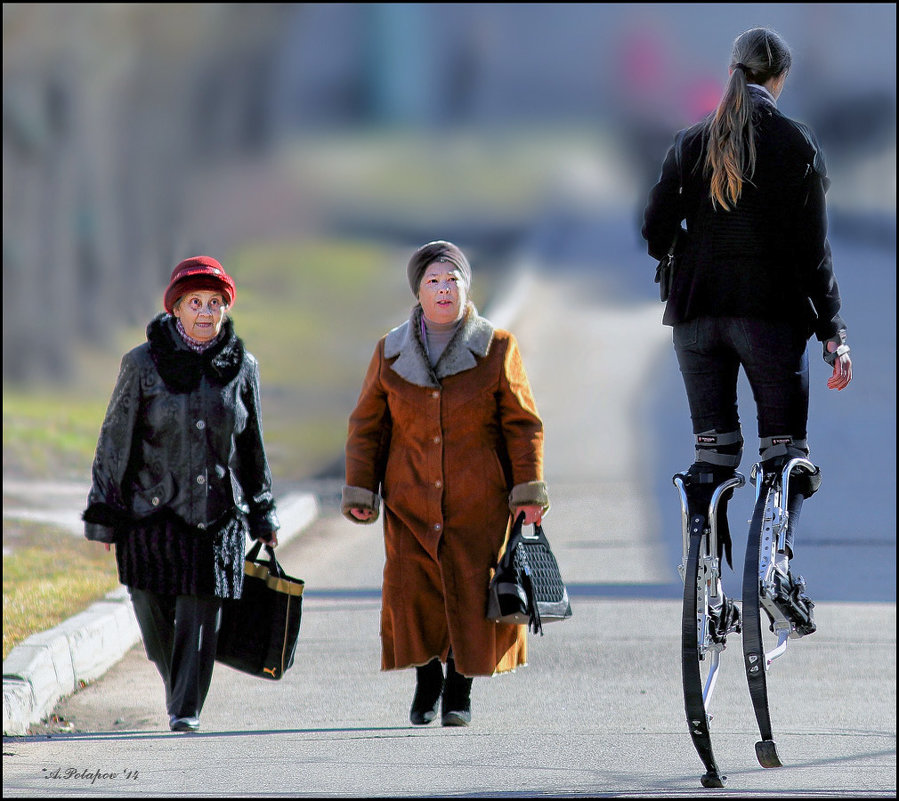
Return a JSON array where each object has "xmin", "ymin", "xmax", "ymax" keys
[
  {"xmin": 169, "ymin": 715, "xmax": 200, "ymax": 732},
  {"xmin": 710, "ymin": 595, "xmax": 742, "ymax": 643},
  {"xmin": 774, "ymin": 571, "xmax": 817, "ymax": 637}
]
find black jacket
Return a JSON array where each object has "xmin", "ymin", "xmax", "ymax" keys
[
  {"xmin": 83, "ymin": 313, "xmax": 279, "ymax": 545},
  {"xmin": 642, "ymin": 86, "xmax": 846, "ymax": 342}
]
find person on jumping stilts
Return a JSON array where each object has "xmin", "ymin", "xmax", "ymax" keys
[{"xmin": 642, "ymin": 26, "xmax": 853, "ymax": 629}]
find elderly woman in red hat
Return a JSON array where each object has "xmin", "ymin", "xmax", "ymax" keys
[{"xmin": 83, "ymin": 256, "xmax": 279, "ymax": 733}]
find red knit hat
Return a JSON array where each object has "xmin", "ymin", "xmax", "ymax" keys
[{"xmin": 163, "ymin": 256, "xmax": 236, "ymax": 314}]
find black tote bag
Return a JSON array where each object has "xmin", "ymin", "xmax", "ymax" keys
[
  {"xmin": 216, "ymin": 541, "xmax": 304, "ymax": 680},
  {"xmin": 487, "ymin": 513, "xmax": 572, "ymax": 635}
]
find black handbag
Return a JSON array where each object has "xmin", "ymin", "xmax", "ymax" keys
[
  {"xmin": 487, "ymin": 513, "xmax": 572, "ymax": 635},
  {"xmin": 654, "ymin": 248, "xmax": 676, "ymax": 302},
  {"xmin": 216, "ymin": 541, "xmax": 305, "ymax": 680},
  {"xmin": 654, "ymin": 129, "xmax": 687, "ymax": 302}
]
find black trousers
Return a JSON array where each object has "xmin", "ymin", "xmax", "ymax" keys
[
  {"xmin": 673, "ymin": 316, "xmax": 812, "ymax": 555},
  {"xmin": 129, "ymin": 588, "xmax": 223, "ymax": 720},
  {"xmin": 673, "ymin": 316, "xmax": 810, "ymax": 449}
]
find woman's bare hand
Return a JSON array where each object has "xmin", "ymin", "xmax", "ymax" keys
[
  {"xmin": 826, "ymin": 340, "xmax": 852, "ymax": 391},
  {"xmin": 515, "ymin": 505, "xmax": 544, "ymax": 525}
]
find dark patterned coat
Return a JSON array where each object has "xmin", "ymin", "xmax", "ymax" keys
[{"xmin": 83, "ymin": 313, "xmax": 279, "ymax": 598}]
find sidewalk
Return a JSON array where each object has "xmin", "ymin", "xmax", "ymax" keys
[
  {"xmin": 3, "ymin": 254, "xmax": 895, "ymax": 797},
  {"xmin": 4, "ymin": 495, "xmax": 896, "ymax": 796}
]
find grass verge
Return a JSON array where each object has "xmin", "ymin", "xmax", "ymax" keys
[
  {"xmin": 3, "ymin": 520, "xmax": 119, "ymax": 660},
  {"xmin": 2, "ymin": 392, "xmax": 109, "ymax": 481}
]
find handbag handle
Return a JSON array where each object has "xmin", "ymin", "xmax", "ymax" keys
[
  {"xmin": 510, "ymin": 511, "xmax": 546, "ymax": 543},
  {"xmin": 245, "ymin": 540, "xmax": 287, "ymax": 579}
]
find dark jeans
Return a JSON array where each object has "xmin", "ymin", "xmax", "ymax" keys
[
  {"xmin": 129, "ymin": 588, "xmax": 223, "ymax": 721},
  {"xmin": 674, "ymin": 317, "xmax": 811, "ymax": 556},
  {"xmin": 673, "ymin": 316, "xmax": 810, "ymax": 458}
]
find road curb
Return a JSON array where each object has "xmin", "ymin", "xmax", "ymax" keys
[
  {"xmin": 2, "ymin": 490, "xmax": 319, "ymax": 736},
  {"xmin": 2, "ymin": 588, "xmax": 141, "ymax": 736}
]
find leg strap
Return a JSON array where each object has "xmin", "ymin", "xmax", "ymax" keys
[
  {"xmin": 694, "ymin": 428, "xmax": 743, "ymax": 469},
  {"xmin": 759, "ymin": 435, "xmax": 808, "ymax": 463}
]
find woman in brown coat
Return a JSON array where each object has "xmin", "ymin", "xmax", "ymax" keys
[{"xmin": 342, "ymin": 240, "xmax": 549, "ymax": 727}]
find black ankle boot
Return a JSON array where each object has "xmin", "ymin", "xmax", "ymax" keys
[
  {"xmin": 410, "ymin": 658, "xmax": 444, "ymax": 725},
  {"xmin": 441, "ymin": 656, "xmax": 473, "ymax": 727}
]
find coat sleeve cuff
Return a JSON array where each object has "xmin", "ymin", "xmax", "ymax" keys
[
  {"xmin": 509, "ymin": 480, "xmax": 550, "ymax": 512},
  {"xmin": 84, "ymin": 521, "xmax": 117, "ymax": 544},
  {"xmin": 250, "ymin": 507, "xmax": 281, "ymax": 539},
  {"xmin": 82, "ymin": 502, "xmax": 127, "ymax": 542},
  {"xmin": 341, "ymin": 485, "xmax": 380, "ymax": 523}
]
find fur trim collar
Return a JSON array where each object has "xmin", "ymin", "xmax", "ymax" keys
[
  {"xmin": 147, "ymin": 313, "xmax": 245, "ymax": 393},
  {"xmin": 384, "ymin": 302, "xmax": 494, "ymax": 387}
]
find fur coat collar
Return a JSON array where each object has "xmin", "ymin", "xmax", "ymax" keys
[
  {"xmin": 384, "ymin": 302, "xmax": 494, "ymax": 388},
  {"xmin": 147, "ymin": 313, "xmax": 245, "ymax": 393}
]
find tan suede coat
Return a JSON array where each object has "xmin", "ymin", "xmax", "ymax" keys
[{"xmin": 342, "ymin": 303, "xmax": 548, "ymax": 676}]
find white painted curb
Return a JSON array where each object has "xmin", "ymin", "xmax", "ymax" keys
[{"xmin": 2, "ymin": 587, "xmax": 140, "ymax": 736}]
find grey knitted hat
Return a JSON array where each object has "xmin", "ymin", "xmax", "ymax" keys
[{"xmin": 406, "ymin": 241, "xmax": 472, "ymax": 297}]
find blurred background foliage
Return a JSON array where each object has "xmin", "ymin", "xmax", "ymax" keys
[{"xmin": 3, "ymin": 2, "xmax": 896, "ymax": 485}]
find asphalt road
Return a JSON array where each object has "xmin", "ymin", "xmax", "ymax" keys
[{"xmin": 2, "ymin": 209, "xmax": 895, "ymax": 797}]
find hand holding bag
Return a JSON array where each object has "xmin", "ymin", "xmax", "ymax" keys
[
  {"xmin": 216, "ymin": 540, "xmax": 304, "ymax": 680},
  {"xmin": 487, "ymin": 513, "xmax": 572, "ymax": 635}
]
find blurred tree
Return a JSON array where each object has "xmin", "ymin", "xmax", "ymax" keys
[
  {"xmin": 2, "ymin": 3, "xmax": 290, "ymax": 383},
  {"xmin": 3, "ymin": 3, "xmax": 894, "ymax": 384}
]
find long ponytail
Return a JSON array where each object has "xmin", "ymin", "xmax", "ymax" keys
[{"xmin": 704, "ymin": 28, "xmax": 792, "ymax": 211}]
